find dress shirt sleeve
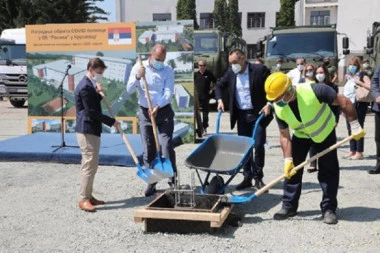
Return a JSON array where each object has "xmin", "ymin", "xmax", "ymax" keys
[
  {"xmin": 126, "ymin": 62, "xmax": 141, "ymax": 94},
  {"xmin": 157, "ymin": 67, "xmax": 175, "ymax": 108}
]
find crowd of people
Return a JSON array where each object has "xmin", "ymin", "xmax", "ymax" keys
[{"xmin": 73, "ymin": 44, "xmax": 380, "ymax": 226}]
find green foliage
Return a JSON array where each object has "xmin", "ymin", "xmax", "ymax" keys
[
  {"xmin": 228, "ymin": 0, "xmax": 242, "ymax": 37},
  {"xmin": 0, "ymin": 0, "xmax": 108, "ymax": 31},
  {"xmin": 176, "ymin": 0, "xmax": 198, "ymax": 29},
  {"xmin": 213, "ymin": 0, "xmax": 229, "ymax": 32},
  {"xmin": 277, "ymin": 0, "xmax": 299, "ymax": 27}
]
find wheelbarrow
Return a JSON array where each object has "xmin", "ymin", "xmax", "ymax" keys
[{"xmin": 185, "ymin": 110, "xmax": 264, "ymax": 197}]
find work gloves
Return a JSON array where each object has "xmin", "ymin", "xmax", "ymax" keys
[
  {"xmin": 284, "ymin": 157, "xmax": 297, "ymax": 179},
  {"xmin": 350, "ymin": 120, "xmax": 366, "ymax": 140}
]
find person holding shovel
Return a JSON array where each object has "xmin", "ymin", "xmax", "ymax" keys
[
  {"xmin": 127, "ymin": 44, "xmax": 176, "ymax": 197},
  {"xmin": 75, "ymin": 57, "xmax": 120, "ymax": 212},
  {"xmin": 265, "ymin": 72, "xmax": 365, "ymax": 224}
]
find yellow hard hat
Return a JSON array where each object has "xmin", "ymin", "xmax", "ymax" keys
[{"xmin": 265, "ymin": 72, "xmax": 292, "ymax": 101}]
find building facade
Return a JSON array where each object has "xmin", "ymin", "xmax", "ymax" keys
[{"xmin": 116, "ymin": 0, "xmax": 280, "ymax": 59}]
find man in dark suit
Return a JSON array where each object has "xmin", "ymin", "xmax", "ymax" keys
[
  {"xmin": 75, "ymin": 57, "xmax": 120, "ymax": 212},
  {"xmin": 369, "ymin": 64, "xmax": 380, "ymax": 174},
  {"xmin": 216, "ymin": 49, "xmax": 272, "ymax": 190}
]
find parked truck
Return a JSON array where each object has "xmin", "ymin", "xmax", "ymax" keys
[
  {"xmin": 256, "ymin": 25, "xmax": 349, "ymax": 75},
  {"xmin": 366, "ymin": 22, "xmax": 380, "ymax": 69},
  {"xmin": 0, "ymin": 28, "xmax": 27, "ymax": 107}
]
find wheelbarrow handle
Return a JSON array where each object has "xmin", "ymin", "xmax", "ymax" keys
[
  {"xmin": 215, "ymin": 110, "xmax": 223, "ymax": 134},
  {"xmin": 251, "ymin": 113, "xmax": 265, "ymax": 139}
]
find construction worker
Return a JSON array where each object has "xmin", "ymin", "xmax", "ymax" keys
[{"xmin": 265, "ymin": 72, "xmax": 365, "ymax": 225}]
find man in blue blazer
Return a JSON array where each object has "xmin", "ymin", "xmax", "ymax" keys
[
  {"xmin": 216, "ymin": 49, "xmax": 272, "ymax": 190},
  {"xmin": 370, "ymin": 64, "xmax": 380, "ymax": 174},
  {"xmin": 75, "ymin": 57, "xmax": 120, "ymax": 212}
]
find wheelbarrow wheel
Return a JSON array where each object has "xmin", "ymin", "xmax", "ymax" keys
[{"xmin": 206, "ymin": 175, "xmax": 225, "ymax": 195}]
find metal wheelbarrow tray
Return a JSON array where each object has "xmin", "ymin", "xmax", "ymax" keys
[{"xmin": 185, "ymin": 112, "xmax": 264, "ymax": 196}]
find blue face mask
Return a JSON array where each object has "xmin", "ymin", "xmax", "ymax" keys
[
  {"xmin": 348, "ymin": 65, "xmax": 357, "ymax": 74},
  {"xmin": 276, "ymin": 100, "xmax": 288, "ymax": 107},
  {"xmin": 152, "ymin": 59, "xmax": 164, "ymax": 70},
  {"xmin": 306, "ymin": 71, "xmax": 314, "ymax": 78}
]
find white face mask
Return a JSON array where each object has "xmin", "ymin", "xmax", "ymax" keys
[
  {"xmin": 94, "ymin": 73, "xmax": 103, "ymax": 82},
  {"xmin": 363, "ymin": 63, "xmax": 369, "ymax": 69},
  {"xmin": 297, "ymin": 64, "xmax": 304, "ymax": 71},
  {"xmin": 231, "ymin": 64, "xmax": 242, "ymax": 74},
  {"xmin": 316, "ymin": 73, "xmax": 325, "ymax": 82}
]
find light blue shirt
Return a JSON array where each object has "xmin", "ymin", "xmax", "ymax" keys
[
  {"xmin": 126, "ymin": 59, "xmax": 174, "ymax": 108},
  {"xmin": 343, "ymin": 74, "xmax": 357, "ymax": 103},
  {"xmin": 235, "ymin": 66, "xmax": 253, "ymax": 110}
]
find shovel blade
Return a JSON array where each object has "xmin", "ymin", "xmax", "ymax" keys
[
  {"xmin": 135, "ymin": 164, "xmax": 166, "ymax": 184},
  {"xmin": 151, "ymin": 157, "xmax": 174, "ymax": 178},
  {"xmin": 226, "ymin": 193, "xmax": 257, "ymax": 204}
]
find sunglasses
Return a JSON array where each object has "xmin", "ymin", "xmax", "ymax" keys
[{"xmin": 199, "ymin": 65, "xmax": 206, "ymax": 67}]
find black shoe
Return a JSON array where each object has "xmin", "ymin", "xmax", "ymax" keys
[
  {"xmin": 273, "ymin": 208, "xmax": 297, "ymax": 220},
  {"xmin": 235, "ymin": 178, "xmax": 253, "ymax": 191},
  {"xmin": 254, "ymin": 179, "xmax": 268, "ymax": 193},
  {"xmin": 144, "ymin": 183, "xmax": 157, "ymax": 197},
  {"xmin": 368, "ymin": 167, "xmax": 380, "ymax": 174},
  {"xmin": 323, "ymin": 210, "xmax": 338, "ymax": 225}
]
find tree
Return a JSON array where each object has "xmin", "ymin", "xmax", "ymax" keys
[
  {"xmin": 213, "ymin": 0, "xmax": 229, "ymax": 32},
  {"xmin": 167, "ymin": 59, "xmax": 177, "ymax": 69},
  {"xmin": 0, "ymin": 0, "xmax": 108, "ymax": 31},
  {"xmin": 176, "ymin": 0, "xmax": 199, "ymax": 29},
  {"xmin": 277, "ymin": 0, "xmax": 299, "ymax": 27},
  {"xmin": 228, "ymin": 0, "xmax": 242, "ymax": 37}
]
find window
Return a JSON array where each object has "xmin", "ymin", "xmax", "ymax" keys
[
  {"xmin": 310, "ymin": 10, "xmax": 330, "ymax": 26},
  {"xmin": 152, "ymin": 13, "xmax": 171, "ymax": 21},
  {"xmin": 247, "ymin": 44, "xmax": 257, "ymax": 59},
  {"xmin": 200, "ymin": 13, "xmax": 215, "ymax": 29},
  {"xmin": 247, "ymin": 12, "xmax": 265, "ymax": 28}
]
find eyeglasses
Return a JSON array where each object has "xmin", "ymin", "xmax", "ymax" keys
[{"xmin": 199, "ymin": 65, "xmax": 206, "ymax": 67}]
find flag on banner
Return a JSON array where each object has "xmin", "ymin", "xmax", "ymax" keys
[{"xmin": 108, "ymin": 27, "xmax": 132, "ymax": 45}]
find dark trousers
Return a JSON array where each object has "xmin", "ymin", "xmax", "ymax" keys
[
  {"xmin": 309, "ymin": 145, "xmax": 317, "ymax": 168},
  {"xmin": 282, "ymin": 130, "xmax": 339, "ymax": 212},
  {"xmin": 138, "ymin": 105, "xmax": 177, "ymax": 174},
  {"xmin": 375, "ymin": 111, "xmax": 380, "ymax": 158},
  {"xmin": 237, "ymin": 109, "xmax": 266, "ymax": 180},
  {"xmin": 199, "ymin": 98, "xmax": 209, "ymax": 129},
  {"xmin": 345, "ymin": 102, "xmax": 368, "ymax": 152}
]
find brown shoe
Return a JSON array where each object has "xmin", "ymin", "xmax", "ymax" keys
[
  {"xmin": 90, "ymin": 197, "xmax": 105, "ymax": 206},
  {"xmin": 79, "ymin": 200, "xmax": 96, "ymax": 212}
]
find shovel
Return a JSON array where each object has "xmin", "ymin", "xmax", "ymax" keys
[
  {"xmin": 99, "ymin": 91, "xmax": 164, "ymax": 184},
  {"xmin": 137, "ymin": 55, "xmax": 174, "ymax": 178},
  {"xmin": 227, "ymin": 134, "xmax": 355, "ymax": 204}
]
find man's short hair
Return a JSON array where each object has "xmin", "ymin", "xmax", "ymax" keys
[
  {"xmin": 229, "ymin": 48, "xmax": 245, "ymax": 57},
  {"xmin": 87, "ymin": 57, "xmax": 107, "ymax": 70}
]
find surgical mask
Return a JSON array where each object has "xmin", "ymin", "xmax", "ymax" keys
[
  {"xmin": 152, "ymin": 59, "xmax": 165, "ymax": 70},
  {"xmin": 94, "ymin": 73, "xmax": 103, "ymax": 82},
  {"xmin": 277, "ymin": 63, "xmax": 282, "ymax": 68},
  {"xmin": 348, "ymin": 65, "xmax": 357, "ymax": 74},
  {"xmin": 276, "ymin": 87, "xmax": 295, "ymax": 107},
  {"xmin": 297, "ymin": 64, "xmax": 304, "ymax": 71},
  {"xmin": 306, "ymin": 71, "xmax": 313, "ymax": 78},
  {"xmin": 231, "ymin": 64, "xmax": 242, "ymax": 74},
  {"xmin": 316, "ymin": 73, "xmax": 326, "ymax": 82},
  {"xmin": 363, "ymin": 63, "xmax": 369, "ymax": 69}
]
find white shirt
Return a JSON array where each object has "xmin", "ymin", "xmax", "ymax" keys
[
  {"xmin": 126, "ymin": 59, "xmax": 174, "ymax": 108},
  {"xmin": 235, "ymin": 66, "xmax": 253, "ymax": 110},
  {"xmin": 287, "ymin": 67, "xmax": 303, "ymax": 85},
  {"xmin": 343, "ymin": 74, "xmax": 357, "ymax": 103}
]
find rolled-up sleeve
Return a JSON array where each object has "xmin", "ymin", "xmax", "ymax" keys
[
  {"xmin": 157, "ymin": 67, "xmax": 174, "ymax": 108},
  {"xmin": 126, "ymin": 63, "xmax": 140, "ymax": 94}
]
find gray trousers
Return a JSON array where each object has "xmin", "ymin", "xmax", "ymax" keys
[{"xmin": 138, "ymin": 105, "xmax": 177, "ymax": 174}]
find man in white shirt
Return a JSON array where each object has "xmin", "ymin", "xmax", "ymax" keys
[{"xmin": 287, "ymin": 57, "xmax": 306, "ymax": 85}]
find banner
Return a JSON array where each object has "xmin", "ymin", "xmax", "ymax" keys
[{"xmin": 26, "ymin": 21, "xmax": 194, "ymax": 143}]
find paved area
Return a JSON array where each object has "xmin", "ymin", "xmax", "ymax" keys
[{"xmin": 1, "ymin": 100, "xmax": 380, "ymax": 252}]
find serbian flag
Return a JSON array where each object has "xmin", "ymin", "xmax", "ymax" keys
[{"xmin": 108, "ymin": 27, "xmax": 132, "ymax": 45}]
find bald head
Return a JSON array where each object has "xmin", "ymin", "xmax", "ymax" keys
[{"xmin": 150, "ymin": 44, "xmax": 167, "ymax": 62}]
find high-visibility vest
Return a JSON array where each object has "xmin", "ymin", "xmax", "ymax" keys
[{"xmin": 274, "ymin": 84, "xmax": 335, "ymax": 143}]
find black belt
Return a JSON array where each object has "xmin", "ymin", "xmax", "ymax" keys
[
  {"xmin": 140, "ymin": 104, "xmax": 170, "ymax": 111},
  {"xmin": 240, "ymin": 108, "xmax": 255, "ymax": 114}
]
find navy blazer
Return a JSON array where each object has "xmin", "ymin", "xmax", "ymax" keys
[
  {"xmin": 371, "ymin": 64, "xmax": 380, "ymax": 112},
  {"xmin": 215, "ymin": 62, "xmax": 270, "ymax": 129},
  {"xmin": 75, "ymin": 76, "xmax": 115, "ymax": 137}
]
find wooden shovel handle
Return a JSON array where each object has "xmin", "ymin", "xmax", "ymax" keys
[
  {"xmin": 99, "ymin": 91, "xmax": 140, "ymax": 164},
  {"xmin": 137, "ymin": 55, "xmax": 161, "ymax": 153},
  {"xmin": 255, "ymin": 135, "xmax": 355, "ymax": 197}
]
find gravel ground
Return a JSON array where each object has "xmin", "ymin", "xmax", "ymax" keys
[{"xmin": 1, "ymin": 100, "xmax": 380, "ymax": 252}]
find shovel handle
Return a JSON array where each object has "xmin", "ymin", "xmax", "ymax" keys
[
  {"xmin": 99, "ymin": 91, "xmax": 140, "ymax": 164},
  {"xmin": 137, "ymin": 55, "xmax": 161, "ymax": 153},
  {"xmin": 255, "ymin": 134, "xmax": 355, "ymax": 197}
]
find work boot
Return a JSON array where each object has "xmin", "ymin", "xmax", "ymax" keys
[
  {"xmin": 144, "ymin": 183, "xmax": 157, "ymax": 197},
  {"xmin": 273, "ymin": 208, "xmax": 297, "ymax": 220},
  {"xmin": 368, "ymin": 158, "xmax": 380, "ymax": 174},
  {"xmin": 323, "ymin": 210, "xmax": 338, "ymax": 225},
  {"xmin": 235, "ymin": 178, "xmax": 252, "ymax": 191},
  {"xmin": 254, "ymin": 179, "xmax": 268, "ymax": 193}
]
